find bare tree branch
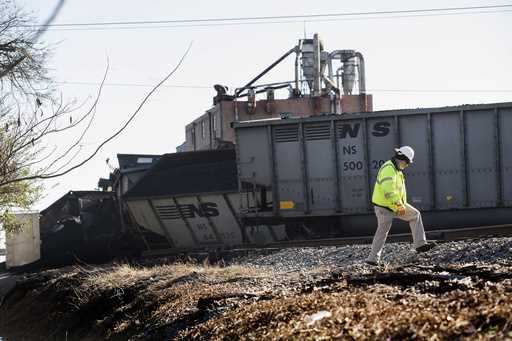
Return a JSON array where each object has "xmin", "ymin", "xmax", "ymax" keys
[
  {"xmin": 0, "ymin": 1, "xmax": 67, "ymax": 228},
  {"xmin": 0, "ymin": 42, "xmax": 193, "ymax": 187},
  {"xmin": 0, "ymin": 54, "xmax": 25, "ymax": 78},
  {"xmin": 0, "ymin": 0, "xmax": 64, "ymax": 80},
  {"xmin": 11, "ymin": 61, "xmax": 108, "ymax": 158},
  {"xmin": 31, "ymin": 0, "xmax": 65, "ymax": 41}
]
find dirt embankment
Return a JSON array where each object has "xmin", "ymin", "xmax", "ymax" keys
[
  {"xmin": 0, "ymin": 262, "xmax": 282, "ymax": 340},
  {"xmin": 0, "ymin": 240, "xmax": 512, "ymax": 340}
]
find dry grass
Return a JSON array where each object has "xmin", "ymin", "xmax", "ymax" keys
[
  {"xmin": 0, "ymin": 261, "xmax": 275, "ymax": 340},
  {"xmin": 85, "ymin": 262, "xmax": 263, "ymax": 286},
  {"xmin": 70, "ymin": 262, "xmax": 266, "ymax": 300},
  {"xmin": 70, "ymin": 262, "xmax": 274, "ymax": 339}
]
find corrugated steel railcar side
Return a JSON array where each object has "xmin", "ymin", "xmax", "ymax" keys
[{"xmin": 234, "ymin": 102, "xmax": 512, "ymax": 237}]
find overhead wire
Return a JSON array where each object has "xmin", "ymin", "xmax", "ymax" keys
[
  {"xmin": 42, "ymin": 4, "xmax": 512, "ymax": 95},
  {"xmin": 15, "ymin": 4, "xmax": 512, "ymax": 32},
  {"xmin": 54, "ymin": 81, "xmax": 512, "ymax": 94},
  {"xmin": 56, "ymin": 81, "xmax": 211, "ymax": 89},
  {"xmin": 39, "ymin": 9, "xmax": 512, "ymax": 32}
]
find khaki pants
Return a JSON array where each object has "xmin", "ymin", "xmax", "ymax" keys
[{"xmin": 366, "ymin": 204, "xmax": 427, "ymax": 263}]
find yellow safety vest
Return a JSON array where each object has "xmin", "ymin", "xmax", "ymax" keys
[{"xmin": 371, "ymin": 160, "xmax": 407, "ymax": 212}]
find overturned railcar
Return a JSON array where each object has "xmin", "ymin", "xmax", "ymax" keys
[
  {"xmin": 39, "ymin": 191, "xmax": 123, "ymax": 264},
  {"xmin": 124, "ymin": 150, "xmax": 285, "ymax": 252},
  {"xmin": 235, "ymin": 102, "xmax": 512, "ymax": 238}
]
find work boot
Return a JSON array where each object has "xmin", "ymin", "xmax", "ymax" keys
[{"xmin": 415, "ymin": 241, "xmax": 437, "ymax": 253}]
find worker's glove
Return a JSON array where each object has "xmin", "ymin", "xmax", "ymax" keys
[{"xmin": 395, "ymin": 204, "xmax": 407, "ymax": 217}]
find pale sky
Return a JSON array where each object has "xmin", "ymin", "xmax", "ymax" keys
[{"xmin": 17, "ymin": 0, "xmax": 512, "ymax": 210}]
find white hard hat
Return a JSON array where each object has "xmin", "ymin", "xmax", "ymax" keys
[{"xmin": 394, "ymin": 146, "xmax": 415, "ymax": 163}]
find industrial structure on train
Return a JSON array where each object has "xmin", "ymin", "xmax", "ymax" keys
[
  {"xmin": 26, "ymin": 33, "xmax": 510, "ymax": 265},
  {"xmin": 183, "ymin": 33, "xmax": 372, "ymax": 152}
]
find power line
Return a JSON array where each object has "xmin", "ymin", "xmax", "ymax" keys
[
  {"xmin": 369, "ymin": 89, "xmax": 512, "ymax": 93},
  {"xmin": 38, "ymin": 9, "xmax": 512, "ymax": 32},
  {"xmin": 19, "ymin": 4, "xmax": 512, "ymax": 29},
  {"xmin": 56, "ymin": 81, "xmax": 210, "ymax": 89},
  {"xmin": 55, "ymin": 81, "xmax": 512, "ymax": 93}
]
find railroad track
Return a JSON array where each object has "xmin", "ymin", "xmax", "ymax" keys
[
  {"xmin": 265, "ymin": 224, "xmax": 512, "ymax": 249},
  {"xmin": 141, "ymin": 224, "xmax": 512, "ymax": 258}
]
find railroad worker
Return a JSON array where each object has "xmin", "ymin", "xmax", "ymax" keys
[{"xmin": 366, "ymin": 146, "xmax": 436, "ymax": 266}]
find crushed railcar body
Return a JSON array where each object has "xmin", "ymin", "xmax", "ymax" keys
[
  {"xmin": 123, "ymin": 149, "xmax": 284, "ymax": 253},
  {"xmin": 36, "ymin": 155, "xmax": 163, "ymax": 266},
  {"xmin": 39, "ymin": 191, "xmax": 123, "ymax": 264}
]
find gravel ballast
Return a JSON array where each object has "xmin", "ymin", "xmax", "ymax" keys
[{"xmin": 235, "ymin": 237, "xmax": 512, "ymax": 272}]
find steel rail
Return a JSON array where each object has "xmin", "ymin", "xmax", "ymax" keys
[{"xmin": 141, "ymin": 224, "xmax": 512, "ymax": 257}]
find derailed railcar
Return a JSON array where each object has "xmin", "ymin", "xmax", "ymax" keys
[
  {"xmin": 124, "ymin": 150, "xmax": 285, "ymax": 253},
  {"xmin": 234, "ymin": 102, "xmax": 512, "ymax": 238},
  {"xmin": 39, "ymin": 191, "xmax": 123, "ymax": 264}
]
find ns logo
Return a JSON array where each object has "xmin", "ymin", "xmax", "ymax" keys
[
  {"xmin": 185, "ymin": 202, "xmax": 220, "ymax": 218},
  {"xmin": 157, "ymin": 202, "xmax": 220, "ymax": 220},
  {"xmin": 338, "ymin": 121, "xmax": 391, "ymax": 139}
]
